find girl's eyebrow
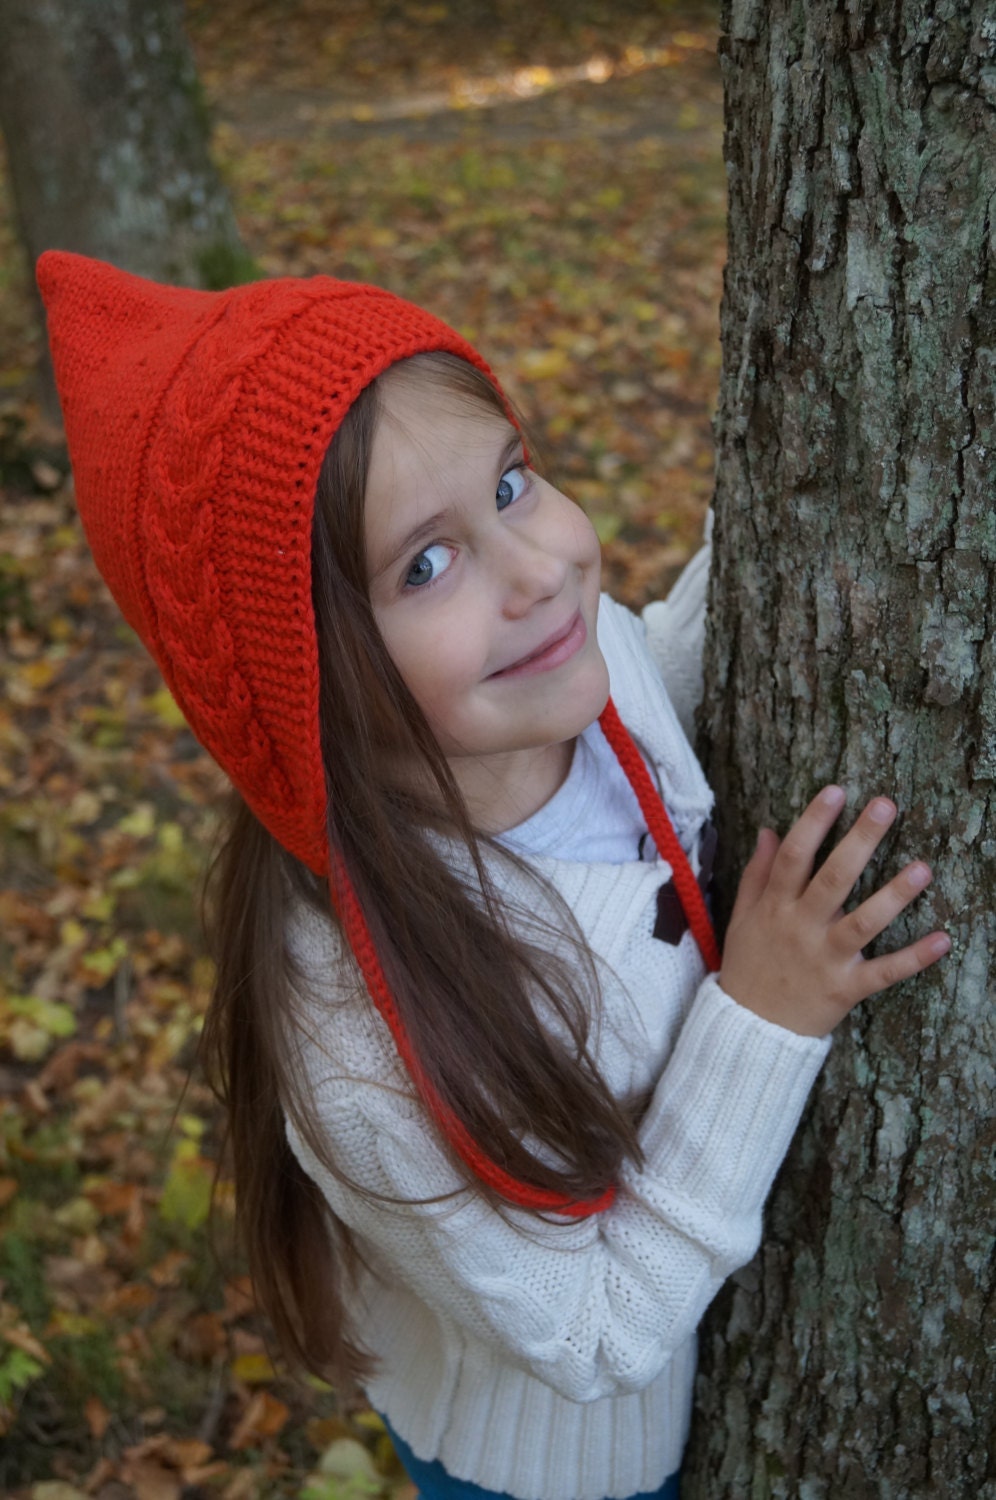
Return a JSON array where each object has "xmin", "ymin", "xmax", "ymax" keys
[
  {"xmin": 373, "ymin": 427, "xmax": 524, "ymax": 579},
  {"xmin": 375, "ymin": 510, "xmax": 449, "ymax": 579},
  {"xmin": 495, "ymin": 428, "xmax": 523, "ymax": 472}
]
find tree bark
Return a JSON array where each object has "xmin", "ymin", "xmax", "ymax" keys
[
  {"xmin": 685, "ymin": 1, "xmax": 996, "ymax": 1495},
  {"xmin": 0, "ymin": 0, "xmax": 251, "ymax": 418}
]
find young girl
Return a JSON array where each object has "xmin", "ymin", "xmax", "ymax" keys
[{"xmin": 38, "ymin": 251, "xmax": 949, "ymax": 1500}]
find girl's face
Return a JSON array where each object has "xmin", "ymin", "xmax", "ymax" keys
[{"xmin": 365, "ymin": 373, "xmax": 609, "ymax": 829}]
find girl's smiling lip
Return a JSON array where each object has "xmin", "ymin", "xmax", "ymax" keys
[{"xmin": 489, "ymin": 611, "xmax": 587, "ymax": 680}]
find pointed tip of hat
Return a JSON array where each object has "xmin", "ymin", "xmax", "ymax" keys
[
  {"xmin": 37, "ymin": 248, "xmax": 93, "ymax": 303},
  {"xmin": 36, "ymin": 249, "xmax": 143, "ymax": 314}
]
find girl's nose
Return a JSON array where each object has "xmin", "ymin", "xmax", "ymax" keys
[{"xmin": 497, "ymin": 528, "xmax": 569, "ymax": 617}]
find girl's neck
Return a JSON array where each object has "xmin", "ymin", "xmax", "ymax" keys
[{"xmin": 448, "ymin": 737, "xmax": 577, "ymax": 834}]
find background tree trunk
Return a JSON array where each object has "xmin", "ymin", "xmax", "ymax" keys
[
  {"xmin": 0, "ymin": 0, "xmax": 251, "ymax": 419},
  {"xmin": 684, "ymin": 1, "xmax": 996, "ymax": 1495}
]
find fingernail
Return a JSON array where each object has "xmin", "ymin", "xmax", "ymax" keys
[
  {"xmin": 929, "ymin": 932, "xmax": 951, "ymax": 958},
  {"xmin": 821, "ymin": 785, "xmax": 846, "ymax": 808},
  {"xmin": 868, "ymin": 798, "xmax": 895, "ymax": 824},
  {"xmin": 907, "ymin": 863, "xmax": 931, "ymax": 890}
]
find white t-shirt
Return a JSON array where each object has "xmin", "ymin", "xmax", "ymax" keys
[{"xmin": 498, "ymin": 722, "xmax": 647, "ymax": 865}]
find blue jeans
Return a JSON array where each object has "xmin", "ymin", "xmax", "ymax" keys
[{"xmin": 382, "ymin": 1415, "xmax": 681, "ymax": 1500}]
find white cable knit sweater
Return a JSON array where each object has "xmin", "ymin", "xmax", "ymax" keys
[{"xmin": 285, "ymin": 554, "xmax": 830, "ymax": 1500}]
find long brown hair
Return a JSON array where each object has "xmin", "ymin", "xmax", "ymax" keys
[{"xmin": 201, "ymin": 353, "xmax": 642, "ymax": 1388}]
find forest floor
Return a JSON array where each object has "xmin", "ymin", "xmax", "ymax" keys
[{"xmin": 0, "ymin": 4, "xmax": 725, "ymax": 1497}]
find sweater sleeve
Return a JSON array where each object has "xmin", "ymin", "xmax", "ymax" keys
[
  {"xmin": 640, "ymin": 510, "xmax": 712, "ymax": 742},
  {"xmin": 285, "ymin": 968, "xmax": 828, "ymax": 1405}
]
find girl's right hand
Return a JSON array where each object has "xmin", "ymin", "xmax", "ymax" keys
[{"xmin": 718, "ymin": 786, "xmax": 951, "ymax": 1038}]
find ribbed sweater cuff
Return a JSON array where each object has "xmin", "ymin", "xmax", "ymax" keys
[{"xmin": 630, "ymin": 974, "xmax": 830, "ymax": 1219}]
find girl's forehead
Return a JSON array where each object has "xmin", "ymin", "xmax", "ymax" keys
[
  {"xmin": 372, "ymin": 380, "xmax": 516, "ymax": 480},
  {"xmin": 377, "ymin": 373, "xmax": 512, "ymax": 443}
]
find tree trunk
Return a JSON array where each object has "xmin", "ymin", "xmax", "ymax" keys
[
  {"xmin": 0, "ymin": 0, "xmax": 251, "ymax": 419},
  {"xmin": 685, "ymin": 1, "xmax": 996, "ymax": 1495}
]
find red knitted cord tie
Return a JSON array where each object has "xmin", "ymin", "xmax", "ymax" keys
[
  {"xmin": 328, "ymin": 851, "xmax": 615, "ymax": 1218},
  {"xmin": 330, "ymin": 696, "xmax": 719, "ymax": 1219},
  {"xmin": 598, "ymin": 698, "xmax": 722, "ymax": 974}
]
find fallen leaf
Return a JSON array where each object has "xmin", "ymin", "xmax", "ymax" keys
[
  {"xmin": 85, "ymin": 1394, "xmax": 111, "ymax": 1439},
  {"xmin": 229, "ymin": 1389, "xmax": 290, "ymax": 1448},
  {"xmin": 119, "ymin": 1458, "xmax": 181, "ymax": 1500},
  {"xmin": 4, "ymin": 1324, "xmax": 52, "ymax": 1364},
  {"xmin": 158, "ymin": 1140, "xmax": 213, "ymax": 1230},
  {"xmin": 518, "ymin": 347, "xmax": 569, "ymax": 380},
  {"xmin": 147, "ymin": 1249, "xmax": 193, "ymax": 1288},
  {"xmin": 175, "ymin": 1309, "xmax": 227, "ymax": 1363},
  {"xmin": 230, "ymin": 1351, "xmax": 276, "ymax": 1385},
  {"xmin": 316, "ymin": 1437, "xmax": 380, "ymax": 1483},
  {"xmin": 161, "ymin": 1436, "xmax": 214, "ymax": 1469},
  {"xmin": 84, "ymin": 1178, "xmax": 142, "ymax": 1215}
]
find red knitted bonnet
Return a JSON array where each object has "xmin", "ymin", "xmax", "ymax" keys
[
  {"xmin": 36, "ymin": 251, "xmax": 494, "ymax": 876},
  {"xmin": 39, "ymin": 253, "xmax": 719, "ymax": 1219}
]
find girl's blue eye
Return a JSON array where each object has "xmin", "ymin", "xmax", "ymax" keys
[
  {"xmin": 405, "ymin": 543, "xmax": 453, "ymax": 589},
  {"xmin": 496, "ymin": 465, "xmax": 528, "ymax": 511}
]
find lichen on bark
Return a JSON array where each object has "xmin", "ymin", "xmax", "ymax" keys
[{"xmin": 684, "ymin": 2, "xmax": 996, "ymax": 1495}]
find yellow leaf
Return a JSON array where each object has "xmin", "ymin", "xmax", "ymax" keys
[
  {"xmin": 79, "ymin": 938, "xmax": 128, "ymax": 983},
  {"xmin": 59, "ymin": 919, "xmax": 88, "ymax": 949},
  {"xmin": 145, "ymin": 688, "xmax": 187, "ymax": 728},
  {"xmin": 53, "ymin": 1197, "xmax": 100, "ymax": 1234},
  {"xmin": 118, "ymin": 803, "xmax": 156, "ymax": 838},
  {"xmin": 316, "ymin": 1438, "xmax": 380, "ymax": 1482},
  {"xmin": 159, "ymin": 1142, "xmax": 213, "ymax": 1230},
  {"xmin": 18, "ymin": 659, "xmax": 57, "ymax": 690},
  {"xmin": 594, "ymin": 185, "xmax": 624, "ymax": 210},
  {"xmin": 80, "ymin": 889, "xmax": 116, "ymax": 922},
  {"xmin": 46, "ymin": 1309, "xmax": 100, "ymax": 1338},
  {"xmin": 592, "ymin": 513, "xmax": 622, "ymax": 543},
  {"xmin": 6, "ymin": 995, "xmax": 76, "ymax": 1039},
  {"xmin": 66, "ymin": 790, "xmax": 102, "ymax": 827},
  {"xmin": 231, "ymin": 1351, "xmax": 277, "ymax": 1384},
  {"xmin": 354, "ymin": 1410, "xmax": 386, "ymax": 1433},
  {"xmin": 519, "ymin": 348, "xmax": 569, "ymax": 381},
  {"xmin": 157, "ymin": 822, "xmax": 184, "ymax": 854},
  {"xmin": 7, "ymin": 1018, "xmax": 53, "ymax": 1062},
  {"xmin": 47, "ymin": 615, "xmax": 74, "ymax": 642}
]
